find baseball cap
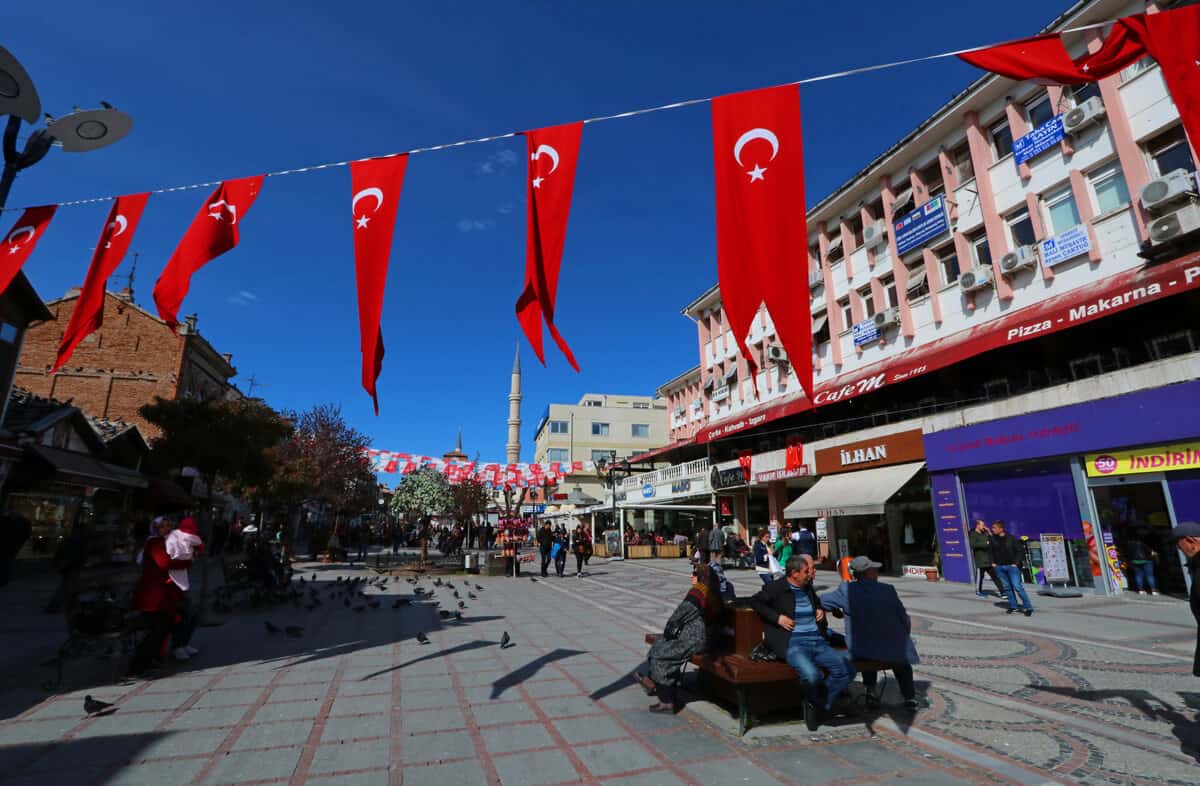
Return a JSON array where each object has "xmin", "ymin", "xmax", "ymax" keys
[
  {"xmin": 849, "ymin": 555, "xmax": 882, "ymax": 574},
  {"xmin": 1168, "ymin": 521, "xmax": 1200, "ymax": 540}
]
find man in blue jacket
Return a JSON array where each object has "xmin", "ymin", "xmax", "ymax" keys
[{"xmin": 820, "ymin": 555, "xmax": 921, "ymax": 710}]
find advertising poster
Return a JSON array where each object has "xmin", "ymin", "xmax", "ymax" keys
[{"xmin": 1039, "ymin": 533, "xmax": 1070, "ymax": 582}]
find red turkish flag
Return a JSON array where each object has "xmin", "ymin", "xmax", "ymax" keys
[
  {"xmin": 351, "ymin": 155, "xmax": 408, "ymax": 414},
  {"xmin": 0, "ymin": 205, "xmax": 56, "ymax": 294},
  {"xmin": 53, "ymin": 194, "xmax": 150, "ymax": 373},
  {"xmin": 785, "ymin": 436, "xmax": 804, "ymax": 471},
  {"xmin": 516, "ymin": 122, "xmax": 582, "ymax": 371},
  {"xmin": 712, "ymin": 86, "xmax": 812, "ymax": 400},
  {"xmin": 738, "ymin": 450, "xmax": 753, "ymax": 482},
  {"xmin": 153, "ymin": 175, "xmax": 264, "ymax": 330}
]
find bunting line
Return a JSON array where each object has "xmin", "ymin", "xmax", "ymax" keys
[{"xmin": 0, "ymin": 18, "xmax": 1115, "ymax": 214}]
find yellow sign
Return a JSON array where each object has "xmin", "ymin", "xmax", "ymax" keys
[{"xmin": 1085, "ymin": 441, "xmax": 1200, "ymax": 477}]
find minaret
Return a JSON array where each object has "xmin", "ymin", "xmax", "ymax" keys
[{"xmin": 506, "ymin": 344, "xmax": 522, "ymax": 463}]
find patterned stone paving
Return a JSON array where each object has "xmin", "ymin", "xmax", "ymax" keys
[{"xmin": 0, "ymin": 555, "xmax": 1195, "ymax": 785}]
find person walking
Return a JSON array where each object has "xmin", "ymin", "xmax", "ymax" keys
[
  {"xmin": 553, "ymin": 526, "xmax": 568, "ymax": 577},
  {"xmin": 969, "ymin": 520, "xmax": 1005, "ymax": 598},
  {"xmin": 537, "ymin": 522, "xmax": 554, "ymax": 577},
  {"xmin": 820, "ymin": 556, "xmax": 922, "ymax": 710},
  {"xmin": 129, "ymin": 517, "xmax": 194, "ymax": 676},
  {"xmin": 753, "ymin": 528, "xmax": 774, "ymax": 586},
  {"xmin": 1167, "ymin": 521, "xmax": 1200, "ymax": 677},
  {"xmin": 696, "ymin": 526, "xmax": 710, "ymax": 565},
  {"xmin": 774, "ymin": 529, "xmax": 794, "ymax": 573},
  {"xmin": 794, "ymin": 525, "xmax": 817, "ymax": 559},
  {"xmin": 708, "ymin": 523, "xmax": 726, "ymax": 566},
  {"xmin": 1123, "ymin": 525, "xmax": 1160, "ymax": 595},
  {"xmin": 990, "ymin": 521, "xmax": 1033, "ymax": 616},
  {"xmin": 572, "ymin": 524, "xmax": 591, "ymax": 577}
]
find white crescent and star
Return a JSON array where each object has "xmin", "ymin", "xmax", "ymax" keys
[
  {"xmin": 5, "ymin": 225, "xmax": 34, "ymax": 254},
  {"xmin": 207, "ymin": 199, "xmax": 238, "ymax": 225},
  {"xmin": 104, "ymin": 214, "xmax": 128, "ymax": 248},
  {"xmin": 530, "ymin": 144, "xmax": 560, "ymax": 189},
  {"xmin": 733, "ymin": 127, "xmax": 779, "ymax": 183},
  {"xmin": 352, "ymin": 187, "xmax": 384, "ymax": 230}
]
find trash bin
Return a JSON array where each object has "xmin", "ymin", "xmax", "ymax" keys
[{"xmin": 464, "ymin": 554, "xmax": 476, "ymax": 571}]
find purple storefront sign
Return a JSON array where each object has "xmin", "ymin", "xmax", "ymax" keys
[
  {"xmin": 930, "ymin": 471, "xmax": 972, "ymax": 583},
  {"xmin": 924, "ymin": 381, "xmax": 1200, "ymax": 471}
]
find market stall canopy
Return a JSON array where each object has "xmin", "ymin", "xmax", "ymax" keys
[
  {"xmin": 783, "ymin": 461, "xmax": 924, "ymax": 519},
  {"xmin": 28, "ymin": 445, "xmax": 148, "ymax": 491}
]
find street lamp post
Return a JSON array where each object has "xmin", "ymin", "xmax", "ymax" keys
[
  {"xmin": 596, "ymin": 450, "xmax": 628, "ymax": 561},
  {"xmin": 0, "ymin": 45, "xmax": 133, "ymax": 211}
]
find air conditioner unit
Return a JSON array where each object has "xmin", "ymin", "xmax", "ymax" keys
[
  {"xmin": 999, "ymin": 245, "xmax": 1039, "ymax": 275},
  {"xmin": 766, "ymin": 345, "xmax": 788, "ymax": 363},
  {"xmin": 1148, "ymin": 202, "xmax": 1200, "ymax": 246},
  {"xmin": 873, "ymin": 307, "xmax": 901, "ymax": 328},
  {"xmin": 1063, "ymin": 96, "xmax": 1106, "ymax": 135},
  {"xmin": 1140, "ymin": 168, "xmax": 1197, "ymax": 215},
  {"xmin": 862, "ymin": 219, "xmax": 888, "ymax": 249},
  {"xmin": 961, "ymin": 266, "xmax": 995, "ymax": 292}
]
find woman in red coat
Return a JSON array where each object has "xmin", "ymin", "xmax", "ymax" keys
[{"xmin": 129, "ymin": 518, "xmax": 192, "ymax": 676}]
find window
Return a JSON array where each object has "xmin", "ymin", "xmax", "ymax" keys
[
  {"xmin": 905, "ymin": 265, "xmax": 930, "ymax": 300},
  {"xmin": 591, "ymin": 422, "xmax": 610, "ymax": 436},
  {"xmin": 0, "ymin": 323, "xmax": 17, "ymax": 343},
  {"xmin": 547, "ymin": 448, "xmax": 569, "ymax": 462},
  {"xmin": 549, "ymin": 420, "xmax": 569, "ymax": 434},
  {"xmin": 583, "ymin": 399, "xmax": 602, "ymax": 407},
  {"xmin": 812, "ymin": 312, "xmax": 830, "ymax": 343},
  {"xmin": 1121, "ymin": 56, "xmax": 1155, "ymax": 82},
  {"xmin": 967, "ymin": 228, "xmax": 991, "ymax": 269},
  {"xmin": 1071, "ymin": 82, "xmax": 1101, "ymax": 106},
  {"xmin": 1145, "ymin": 125, "xmax": 1197, "ymax": 177},
  {"xmin": 846, "ymin": 214, "xmax": 863, "ymax": 248},
  {"xmin": 934, "ymin": 242, "xmax": 961, "ymax": 285},
  {"xmin": 1089, "ymin": 162, "xmax": 1131, "ymax": 214},
  {"xmin": 865, "ymin": 196, "xmax": 885, "ymax": 223},
  {"xmin": 1026, "ymin": 94, "xmax": 1054, "ymax": 127},
  {"xmin": 591, "ymin": 450, "xmax": 613, "ymax": 464},
  {"xmin": 880, "ymin": 275, "xmax": 899, "ymax": 309},
  {"xmin": 920, "ymin": 160, "xmax": 944, "ymax": 198},
  {"xmin": 632, "ymin": 401, "xmax": 650, "ymax": 409},
  {"xmin": 825, "ymin": 234, "xmax": 844, "ymax": 262},
  {"xmin": 837, "ymin": 297, "xmax": 853, "ymax": 331},
  {"xmin": 990, "ymin": 121, "xmax": 1013, "ymax": 160},
  {"xmin": 857, "ymin": 287, "xmax": 876, "ymax": 319},
  {"xmin": 631, "ymin": 424, "xmax": 650, "ymax": 438},
  {"xmin": 950, "ymin": 142, "xmax": 975, "ymax": 183},
  {"xmin": 1043, "ymin": 186, "xmax": 1081, "ymax": 235},
  {"xmin": 1007, "ymin": 208, "xmax": 1037, "ymax": 248}
]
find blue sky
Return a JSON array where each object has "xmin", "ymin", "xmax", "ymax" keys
[{"xmin": 5, "ymin": 0, "xmax": 1065, "ymax": 464}]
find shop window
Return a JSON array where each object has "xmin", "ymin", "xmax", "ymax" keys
[
  {"xmin": 591, "ymin": 422, "xmax": 610, "ymax": 436},
  {"xmin": 967, "ymin": 227, "xmax": 991, "ymax": 268},
  {"xmin": 1043, "ymin": 186, "xmax": 1081, "ymax": 235},
  {"xmin": 1089, "ymin": 161, "xmax": 1131, "ymax": 214},
  {"xmin": 990, "ymin": 121, "xmax": 1014, "ymax": 160},
  {"xmin": 857, "ymin": 287, "xmax": 876, "ymax": 319},
  {"xmin": 950, "ymin": 141, "xmax": 975, "ymax": 184},
  {"xmin": 1144, "ymin": 125, "xmax": 1197, "ymax": 177},
  {"xmin": 549, "ymin": 420, "xmax": 569, "ymax": 434},
  {"xmin": 1007, "ymin": 208, "xmax": 1037, "ymax": 248},
  {"xmin": 1071, "ymin": 82, "xmax": 1102, "ymax": 106},
  {"xmin": 1026, "ymin": 94, "xmax": 1054, "ymax": 127},
  {"xmin": 547, "ymin": 448, "xmax": 569, "ymax": 462},
  {"xmin": 934, "ymin": 242, "xmax": 960, "ymax": 285}
]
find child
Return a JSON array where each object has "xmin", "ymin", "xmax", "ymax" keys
[{"xmin": 165, "ymin": 516, "xmax": 204, "ymax": 592}]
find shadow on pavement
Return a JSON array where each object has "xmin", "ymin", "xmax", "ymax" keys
[
  {"xmin": 358, "ymin": 639, "xmax": 497, "ymax": 681},
  {"xmin": 491, "ymin": 648, "xmax": 586, "ymax": 700},
  {"xmin": 588, "ymin": 670, "xmax": 640, "ymax": 702},
  {"xmin": 0, "ymin": 730, "xmax": 172, "ymax": 783}
]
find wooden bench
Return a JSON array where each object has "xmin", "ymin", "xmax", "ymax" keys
[{"xmin": 645, "ymin": 605, "xmax": 896, "ymax": 735}]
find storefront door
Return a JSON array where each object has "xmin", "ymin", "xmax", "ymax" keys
[{"xmin": 1089, "ymin": 477, "xmax": 1187, "ymax": 595}]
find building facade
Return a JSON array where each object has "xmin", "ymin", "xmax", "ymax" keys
[
  {"xmin": 534, "ymin": 393, "xmax": 667, "ymax": 467},
  {"xmin": 15, "ymin": 290, "xmax": 241, "ymax": 438},
  {"xmin": 633, "ymin": 0, "xmax": 1200, "ymax": 595}
]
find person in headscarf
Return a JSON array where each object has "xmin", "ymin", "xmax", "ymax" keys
[
  {"xmin": 636, "ymin": 564, "xmax": 722, "ymax": 713},
  {"xmin": 129, "ymin": 516, "xmax": 193, "ymax": 676}
]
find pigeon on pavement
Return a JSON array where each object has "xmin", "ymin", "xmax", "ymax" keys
[
  {"xmin": 84, "ymin": 695, "xmax": 115, "ymax": 715},
  {"xmin": 458, "ymin": 601, "xmax": 466, "ymax": 609},
  {"xmin": 499, "ymin": 632, "xmax": 512, "ymax": 649},
  {"xmin": 439, "ymin": 610, "xmax": 452, "ymax": 619},
  {"xmin": 416, "ymin": 632, "xmax": 430, "ymax": 644},
  {"xmin": 265, "ymin": 621, "xmax": 281, "ymax": 634},
  {"xmin": 474, "ymin": 584, "xmax": 483, "ymax": 592},
  {"xmin": 468, "ymin": 592, "xmax": 476, "ymax": 600}
]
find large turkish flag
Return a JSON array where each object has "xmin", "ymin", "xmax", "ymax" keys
[{"xmin": 0, "ymin": 205, "xmax": 56, "ymax": 294}]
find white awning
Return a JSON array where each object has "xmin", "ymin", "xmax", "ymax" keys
[{"xmin": 783, "ymin": 461, "xmax": 925, "ymax": 518}]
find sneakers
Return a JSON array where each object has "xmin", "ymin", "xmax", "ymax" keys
[
  {"xmin": 1135, "ymin": 589, "xmax": 1144, "ymax": 594},
  {"xmin": 1023, "ymin": 608, "xmax": 1033, "ymax": 617},
  {"xmin": 172, "ymin": 647, "xmax": 191, "ymax": 661},
  {"xmin": 1006, "ymin": 608, "xmax": 1016, "ymax": 614},
  {"xmin": 1151, "ymin": 590, "xmax": 1160, "ymax": 596},
  {"xmin": 975, "ymin": 591, "xmax": 987, "ymax": 598}
]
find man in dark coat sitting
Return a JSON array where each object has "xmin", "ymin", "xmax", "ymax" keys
[
  {"xmin": 751, "ymin": 554, "xmax": 854, "ymax": 727},
  {"xmin": 1168, "ymin": 521, "xmax": 1200, "ymax": 678}
]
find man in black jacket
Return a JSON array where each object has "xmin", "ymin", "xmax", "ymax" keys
[
  {"xmin": 751, "ymin": 554, "xmax": 854, "ymax": 724},
  {"xmin": 989, "ymin": 521, "xmax": 1033, "ymax": 616},
  {"xmin": 537, "ymin": 522, "xmax": 554, "ymax": 577},
  {"xmin": 1168, "ymin": 521, "xmax": 1200, "ymax": 677}
]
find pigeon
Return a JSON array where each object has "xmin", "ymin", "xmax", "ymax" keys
[
  {"xmin": 457, "ymin": 601, "xmax": 466, "ymax": 609},
  {"xmin": 312, "ymin": 573, "xmax": 318, "ymax": 581},
  {"xmin": 468, "ymin": 592, "xmax": 476, "ymax": 600},
  {"xmin": 392, "ymin": 576, "xmax": 399, "ymax": 583},
  {"xmin": 446, "ymin": 581, "xmax": 455, "ymax": 590},
  {"xmin": 439, "ymin": 610, "xmax": 452, "ymax": 619},
  {"xmin": 265, "ymin": 621, "xmax": 281, "ymax": 634},
  {"xmin": 336, "ymin": 576, "xmax": 343, "ymax": 582},
  {"xmin": 452, "ymin": 590, "xmax": 460, "ymax": 599},
  {"xmin": 529, "ymin": 577, "xmax": 537, "ymax": 582},
  {"xmin": 454, "ymin": 611, "xmax": 463, "ymax": 621},
  {"xmin": 84, "ymin": 695, "xmax": 115, "ymax": 716},
  {"xmin": 416, "ymin": 632, "xmax": 430, "ymax": 644},
  {"xmin": 433, "ymin": 578, "xmax": 443, "ymax": 587},
  {"xmin": 474, "ymin": 584, "xmax": 483, "ymax": 592},
  {"xmin": 285, "ymin": 626, "xmax": 304, "ymax": 638},
  {"xmin": 499, "ymin": 632, "xmax": 511, "ymax": 649}
]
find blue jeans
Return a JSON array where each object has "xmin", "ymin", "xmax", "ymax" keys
[
  {"xmin": 785, "ymin": 632, "xmax": 854, "ymax": 710},
  {"xmin": 995, "ymin": 564, "xmax": 1033, "ymax": 610},
  {"xmin": 1130, "ymin": 561, "xmax": 1157, "ymax": 592}
]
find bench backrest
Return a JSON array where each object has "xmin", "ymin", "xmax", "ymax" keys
[{"xmin": 712, "ymin": 606, "xmax": 764, "ymax": 657}]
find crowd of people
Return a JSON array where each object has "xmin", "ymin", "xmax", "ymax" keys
[{"xmin": 536, "ymin": 522, "xmax": 593, "ymax": 577}]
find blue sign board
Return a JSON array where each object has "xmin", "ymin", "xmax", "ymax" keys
[
  {"xmin": 1013, "ymin": 115, "xmax": 1065, "ymax": 166},
  {"xmin": 893, "ymin": 196, "xmax": 949, "ymax": 256},
  {"xmin": 1039, "ymin": 225, "xmax": 1091, "ymax": 268},
  {"xmin": 642, "ymin": 483, "xmax": 655, "ymax": 499},
  {"xmin": 852, "ymin": 318, "xmax": 879, "ymax": 347}
]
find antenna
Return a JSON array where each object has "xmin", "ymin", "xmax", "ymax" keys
[
  {"xmin": 124, "ymin": 251, "xmax": 137, "ymax": 295},
  {"xmin": 246, "ymin": 375, "xmax": 267, "ymax": 396}
]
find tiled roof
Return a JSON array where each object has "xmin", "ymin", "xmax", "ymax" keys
[
  {"xmin": 87, "ymin": 416, "xmax": 138, "ymax": 443},
  {"xmin": 3, "ymin": 387, "xmax": 75, "ymax": 434}
]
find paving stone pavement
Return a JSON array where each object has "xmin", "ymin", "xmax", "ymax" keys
[{"xmin": 0, "ymin": 556, "xmax": 1196, "ymax": 785}]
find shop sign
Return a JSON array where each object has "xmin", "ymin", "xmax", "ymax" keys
[
  {"xmin": 1039, "ymin": 534, "xmax": 1070, "ymax": 582},
  {"xmin": 893, "ymin": 195, "xmax": 949, "ymax": 256},
  {"xmin": 814, "ymin": 517, "xmax": 827, "ymax": 540},
  {"xmin": 852, "ymin": 318, "xmax": 879, "ymax": 347},
  {"xmin": 1040, "ymin": 225, "xmax": 1091, "ymax": 268},
  {"xmin": 642, "ymin": 483, "xmax": 655, "ymax": 499},
  {"xmin": 1013, "ymin": 114, "xmax": 1065, "ymax": 165},
  {"xmin": 1084, "ymin": 441, "xmax": 1200, "ymax": 477},
  {"xmin": 814, "ymin": 429, "xmax": 924, "ymax": 475},
  {"xmin": 930, "ymin": 471, "xmax": 972, "ymax": 584},
  {"xmin": 670, "ymin": 479, "xmax": 692, "ymax": 494},
  {"xmin": 903, "ymin": 565, "xmax": 936, "ymax": 577},
  {"xmin": 520, "ymin": 504, "xmax": 546, "ymax": 514},
  {"xmin": 711, "ymin": 466, "xmax": 747, "ymax": 490},
  {"xmin": 754, "ymin": 466, "xmax": 809, "ymax": 483},
  {"xmin": 926, "ymin": 378, "xmax": 1200, "ymax": 471}
]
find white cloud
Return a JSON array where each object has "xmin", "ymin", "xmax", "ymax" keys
[
  {"xmin": 228, "ymin": 290, "xmax": 259, "ymax": 306},
  {"xmin": 476, "ymin": 147, "xmax": 519, "ymax": 175},
  {"xmin": 496, "ymin": 203, "xmax": 515, "ymax": 215},
  {"xmin": 457, "ymin": 218, "xmax": 495, "ymax": 233}
]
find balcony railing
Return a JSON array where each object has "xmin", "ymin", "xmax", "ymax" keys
[{"xmin": 621, "ymin": 458, "xmax": 711, "ymax": 491}]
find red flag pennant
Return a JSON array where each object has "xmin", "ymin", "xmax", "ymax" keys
[
  {"xmin": 516, "ymin": 122, "xmax": 582, "ymax": 371},
  {"xmin": 53, "ymin": 193, "xmax": 150, "ymax": 373},
  {"xmin": 738, "ymin": 450, "xmax": 753, "ymax": 482},
  {"xmin": 0, "ymin": 205, "xmax": 56, "ymax": 294},
  {"xmin": 351, "ymin": 155, "xmax": 408, "ymax": 414},
  {"xmin": 153, "ymin": 175, "xmax": 264, "ymax": 330},
  {"xmin": 712, "ymin": 86, "xmax": 812, "ymax": 401},
  {"xmin": 785, "ymin": 436, "xmax": 804, "ymax": 472}
]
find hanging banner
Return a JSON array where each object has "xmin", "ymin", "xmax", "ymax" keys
[
  {"xmin": 893, "ymin": 195, "xmax": 949, "ymax": 256},
  {"xmin": 366, "ymin": 449, "xmax": 596, "ymax": 486},
  {"xmin": 1013, "ymin": 116, "xmax": 1065, "ymax": 165}
]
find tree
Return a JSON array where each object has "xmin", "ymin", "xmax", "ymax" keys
[
  {"xmin": 139, "ymin": 396, "xmax": 292, "ymax": 535},
  {"xmin": 390, "ymin": 468, "xmax": 453, "ymax": 563},
  {"xmin": 451, "ymin": 476, "xmax": 490, "ymax": 545}
]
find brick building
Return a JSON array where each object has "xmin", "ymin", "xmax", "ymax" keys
[{"xmin": 15, "ymin": 289, "xmax": 241, "ymax": 437}]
